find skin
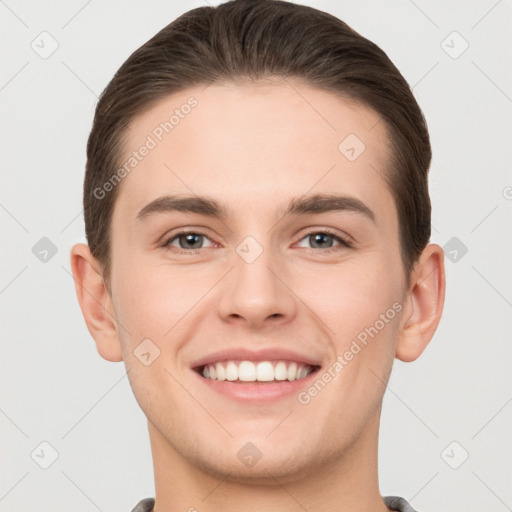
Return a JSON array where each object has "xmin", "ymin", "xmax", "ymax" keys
[{"xmin": 71, "ymin": 78, "xmax": 445, "ymax": 512}]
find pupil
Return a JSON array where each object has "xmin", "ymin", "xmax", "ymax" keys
[
  {"xmin": 311, "ymin": 233, "xmax": 332, "ymax": 248},
  {"xmin": 181, "ymin": 233, "xmax": 202, "ymax": 249}
]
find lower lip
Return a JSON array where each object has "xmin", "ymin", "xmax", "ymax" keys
[{"xmin": 193, "ymin": 369, "xmax": 319, "ymax": 402}]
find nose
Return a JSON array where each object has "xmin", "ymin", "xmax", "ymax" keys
[{"xmin": 216, "ymin": 242, "xmax": 298, "ymax": 329}]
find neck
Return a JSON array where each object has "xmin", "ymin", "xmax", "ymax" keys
[{"xmin": 149, "ymin": 408, "xmax": 390, "ymax": 512}]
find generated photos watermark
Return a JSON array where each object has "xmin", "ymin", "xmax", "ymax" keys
[
  {"xmin": 93, "ymin": 96, "xmax": 198, "ymax": 200},
  {"xmin": 297, "ymin": 300, "xmax": 403, "ymax": 405}
]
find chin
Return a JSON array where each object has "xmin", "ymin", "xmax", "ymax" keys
[{"xmin": 188, "ymin": 439, "xmax": 321, "ymax": 484}]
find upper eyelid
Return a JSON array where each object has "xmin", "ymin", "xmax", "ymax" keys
[
  {"xmin": 164, "ymin": 228, "xmax": 351, "ymax": 248},
  {"xmin": 165, "ymin": 230, "xmax": 216, "ymax": 247},
  {"xmin": 297, "ymin": 230, "xmax": 349, "ymax": 242}
]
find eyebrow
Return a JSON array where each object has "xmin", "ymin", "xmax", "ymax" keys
[{"xmin": 136, "ymin": 193, "xmax": 376, "ymax": 223}]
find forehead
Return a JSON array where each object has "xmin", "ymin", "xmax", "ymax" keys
[{"xmin": 113, "ymin": 78, "xmax": 395, "ymax": 227}]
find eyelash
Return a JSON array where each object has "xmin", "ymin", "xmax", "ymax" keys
[{"xmin": 162, "ymin": 229, "xmax": 353, "ymax": 254}]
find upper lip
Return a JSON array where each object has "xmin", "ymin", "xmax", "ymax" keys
[{"xmin": 191, "ymin": 347, "xmax": 323, "ymax": 369}]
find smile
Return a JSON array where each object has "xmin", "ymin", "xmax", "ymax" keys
[{"xmin": 198, "ymin": 360, "xmax": 318, "ymax": 383}]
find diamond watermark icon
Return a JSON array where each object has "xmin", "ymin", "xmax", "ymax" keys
[
  {"xmin": 31, "ymin": 441, "xmax": 59, "ymax": 469},
  {"xmin": 441, "ymin": 440, "xmax": 469, "ymax": 469},
  {"xmin": 134, "ymin": 338, "xmax": 161, "ymax": 366},
  {"xmin": 32, "ymin": 237, "xmax": 58, "ymax": 263},
  {"xmin": 443, "ymin": 236, "xmax": 468, "ymax": 263},
  {"xmin": 338, "ymin": 133, "xmax": 366, "ymax": 161},
  {"xmin": 237, "ymin": 442, "xmax": 263, "ymax": 468},
  {"xmin": 236, "ymin": 236, "xmax": 263, "ymax": 264},
  {"xmin": 441, "ymin": 31, "xmax": 469, "ymax": 60},
  {"xmin": 31, "ymin": 31, "xmax": 59, "ymax": 59}
]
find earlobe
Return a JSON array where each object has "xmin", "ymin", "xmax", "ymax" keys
[
  {"xmin": 70, "ymin": 243, "xmax": 123, "ymax": 362},
  {"xmin": 395, "ymin": 243, "xmax": 446, "ymax": 362}
]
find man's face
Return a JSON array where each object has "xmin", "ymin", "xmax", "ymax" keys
[{"xmin": 108, "ymin": 79, "xmax": 408, "ymax": 480}]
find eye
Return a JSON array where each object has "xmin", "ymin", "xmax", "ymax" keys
[
  {"xmin": 296, "ymin": 230, "xmax": 352, "ymax": 250},
  {"xmin": 163, "ymin": 231, "xmax": 214, "ymax": 251},
  {"xmin": 162, "ymin": 229, "xmax": 352, "ymax": 253}
]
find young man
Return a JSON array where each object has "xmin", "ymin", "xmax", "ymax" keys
[{"xmin": 70, "ymin": 1, "xmax": 445, "ymax": 511}]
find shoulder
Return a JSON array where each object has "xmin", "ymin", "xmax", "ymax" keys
[
  {"xmin": 130, "ymin": 497, "xmax": 155, "ymax": 512},
  {"xmin": 384, "ymin": 495, "xmax": 420, "ymax": 512},
  {"xmin": 131, "ymin": 496, "xmax": 418, "ymax": 512}
]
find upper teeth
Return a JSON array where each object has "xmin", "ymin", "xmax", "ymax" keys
[{"xmin": 201, "ymin": 360, "xmax": 313, "ymax": 382}]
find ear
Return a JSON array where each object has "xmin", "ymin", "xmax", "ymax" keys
[
  {"xmin": 396, "ymin": 243, "xmax": 446, "ymax": 362},
  {"xmin": 70, "ymin": 243, "xmax": 123, "ymax": 362}
]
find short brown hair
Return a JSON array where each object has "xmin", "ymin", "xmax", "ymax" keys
[{"xmin": 84, "ymin": 0, "xmax": 431, "ymax": 289}]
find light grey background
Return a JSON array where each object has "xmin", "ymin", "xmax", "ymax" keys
[{"xmin": 1, "ymin": 0, "xmax": 511, "ymax": 511}]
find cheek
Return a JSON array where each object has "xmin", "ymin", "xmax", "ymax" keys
[
  {"xmin": 305, "ymin": 261, "xmax": 400, "ymax": 327},
  {"xmin": 110, "ymin": 254, "xmax": 219, "ymax": 345},
  {"xmin": 113, "ymin": 272, "xmax": 181, "ymax": 337}
]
